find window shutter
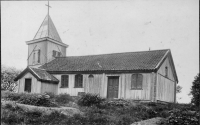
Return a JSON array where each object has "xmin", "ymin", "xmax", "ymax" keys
[
  {"xmin": 137, "ymin": 74, "xmax": 143, "ymax": 89},
  {"xmin": 131, "ymin": 74, "xmax": 137, "ymax": 89},
  {"xmin": 38, "ymin": 50, "xmax": 40, "ymax": 63}
]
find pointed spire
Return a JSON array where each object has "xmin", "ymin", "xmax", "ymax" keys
[{"xmin": 33, "ymin": 15, "xmax": 63, "ymax": 43}]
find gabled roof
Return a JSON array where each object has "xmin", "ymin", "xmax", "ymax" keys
[
  {"xmin": 14, "ymin": 67, "xmax": 59, "ymax": 83},
  {"xmin": 33, "ymin": 14, "xmax": 62, "ymax": 43},
  {"xmin": 40, "ymin": 49, "xmax": 171, "ymax": 72}
]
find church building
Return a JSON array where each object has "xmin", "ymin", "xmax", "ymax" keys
[{"xmin": 14, "ymin": 7, "xmax": 178, "ymax": 103}]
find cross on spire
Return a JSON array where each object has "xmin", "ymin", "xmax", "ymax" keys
[
  {"xmin": 45, "ymin": 1, "xmax": 51, "ymax": 36},
  {"xmin": 45, "ymin": 1, "xmax": 51, "ymax": 16}
]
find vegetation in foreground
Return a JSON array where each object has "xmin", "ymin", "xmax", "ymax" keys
[{"xmin": 1, "ymin": 91, "xmax": 199, "ymax": 125}]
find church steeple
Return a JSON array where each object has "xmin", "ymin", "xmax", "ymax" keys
[
  {"xmin": 26, "ymin": 1, "xmax": 68, "ymax": 67},
  {"xmin": 33, "ymin": 15, "xmax": 63, "ymax": 43}
]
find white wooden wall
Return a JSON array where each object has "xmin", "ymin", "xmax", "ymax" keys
[
  {"xmin": 28, "ymin": 41, "xmax": 47, "ymax": 66},
  {"xmin": 54, "ymin": 73, "xmax": 153, "ymax": 100},
  {"xmin": 47, "ymin": 41, "xmax": 66, "ymax": 59},
  {"xmin": 156, "ymin": 57, "xmax": 176, "ymax": 102},
  {"xmin": 18, "ymin": 73, "xmax": 41, "ymax": 93},
  {"xmin": 54, "ymin": 75, "xmax": 84, "ymax": 96},
  {"xmin": 41, "ymin": 82, "xmax": 58, "ymax": 95},
  {"xmin": 156, "ymin": 74, "xmax": 175, "ymax": 102}
]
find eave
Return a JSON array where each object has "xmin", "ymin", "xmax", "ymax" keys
[{"xmin": 26, "ymin": 37, "xmax": 69, "ymax": 48}]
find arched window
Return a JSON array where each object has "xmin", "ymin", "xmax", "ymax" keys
[
  {"xmin": 131, "ymin": 74, "xmax": 143, "ymax": 89},
  {"xmin": 75, "ymin": 74, "xmax": 83, "ymax": 88},
  {"xmin": 88, "ymin": 74, "xmax": 94, "ymax": 78},
  {"xmin": 165, "ymin": 67, "xmax": 168, "ymax": 77},
  {"xmin": 61, "ymin": 75, "xmax": 69, "ymax": 88}
]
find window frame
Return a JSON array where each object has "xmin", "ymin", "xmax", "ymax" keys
[
  {"xmin": 60, "ymin": 75, "xmax": 69, "ymax": 88},
  {"xmin": 74, "ymin": 74, "xmax": 83, "ymax": 88},
  {"xmin": 131, "ymin": 74, "xmax": 143, "ymax": 90},
  {"xmin": 165, "ymin": 66, "xmax": 168, "ymax": 77},
  {"xmin": 24, "ymin": 78, "xmax": 32, "ymax": 93}
]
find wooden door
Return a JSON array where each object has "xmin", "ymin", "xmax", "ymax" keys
[
  {"xmin": 25, "ymin": 79, "xmax": 32, "ymax": 93},
  {"xmin": 107, "ymin": 76, "xmax": 119, "ymax": 99}
]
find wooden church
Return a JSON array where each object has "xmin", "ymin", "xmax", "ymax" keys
[{"xmin": 14, "ymin": 7, "xmax": 178, "ymax": 103}]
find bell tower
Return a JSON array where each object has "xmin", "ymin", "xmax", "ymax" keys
[{"xmin": 26, "ymin": 2, "xmax": 68, "ymax": 68}]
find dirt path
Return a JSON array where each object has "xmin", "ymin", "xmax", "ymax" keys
[{"xmin": 131, "ymin": 117, "xmax": 164, "ymax": 125}]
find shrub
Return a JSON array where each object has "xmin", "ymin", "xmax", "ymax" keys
[
  {"xmin": 55, "ymin": 93, "xmax": 73, "ymax": 105},
  {"xmin": 44, "ymin": 92, "xmax": 56, "ymax": 99},
  {"xmin": 160, "ymin": 109, "xmax": 199, "ymax": 125},
  {"xmin": 77, "ymin": 93, "xmax": 105, "ymax": 107},
  {"xmin": 1, "ymin": 104, "xmax": 24, "ymax": 124},
  {"xmin": 18, "ymin": 93, "xmax": 58, "ymax": 107},
  {"xmin": 100, "ymin": 99, "xmax": 131, "ymax": 108},
  {"xmin": 3, "ymin": 91, "xmax": 23, "ymax": 101}
]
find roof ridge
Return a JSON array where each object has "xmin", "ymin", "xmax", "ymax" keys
[{"xmin": 55, "ymin": 49, "xmax": 170, "ymax": 58}]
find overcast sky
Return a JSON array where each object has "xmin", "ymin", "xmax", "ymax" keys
[{"xmin": 2, "ymin": 0, "xmax": 199, "ymax": 103}]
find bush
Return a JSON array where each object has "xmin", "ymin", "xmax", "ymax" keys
[
  {"xmin": 18, "ymin": 93, "xmax": 57, "ymax": 107},
  {"xmin": 77, "ymin": 93, "xmax": 105, "ymax": 107},
  {"xmin": 44, "ymin": 92, "xmax": 56, "ymax": 99},
  {"xmin": 160, "ymin": 109, "xmax": 199, "ymax": 125},
  {"xmin": 1, "ymin": 103, "xmax": 24, "ymax": 124},
  {"xmin": 99, "ymin": 99, "xmax": 131, "ymax": 108},
  {"xmin": 55, "ymin": 93, "xmax": 73, "ymax": 105},
  {"xmin": 3, "ymin": 91, "xmax": 23, "ymax": 101}
]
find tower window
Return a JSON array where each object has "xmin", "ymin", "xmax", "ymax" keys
[
  {"xmin": 38, "ymin": 50, "xmax": 40, "ymax": 63},
  {"xmin": 52, "ymin": 50, "xmax": 62, "ymax": 57},
  {"xmin": 52, "ymin": 50, "xmax": 56, "ymax": 57}
]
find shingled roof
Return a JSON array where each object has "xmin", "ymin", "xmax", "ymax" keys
[
  {"xmin": 14, "ymin": 67, "xmax": 59, "ymax": 83},
  {"xmin": 40, "ymin": 49, "xmax": 170, "ymax": 72}
]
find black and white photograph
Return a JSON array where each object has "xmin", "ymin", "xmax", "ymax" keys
[{"xmin": 1, "ymin": 0, "xmax": 199, "ymax": 124}]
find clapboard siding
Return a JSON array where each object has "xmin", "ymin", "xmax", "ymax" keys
[
  {"xmin": 28, "ymin": 41, "xmax": 47, "ymax": 66},
  {"xmin": 157, "ymin": 74, "xmax": 175, "ymax": 102},
  {"xmin": 156, "ymin": 56, "xmax": 176, "ymax": 102},
  {"xmin": 54, "ymin": 73, "xmax": 153, "ymax": 100},
  {"xmin": 123, "ymin": 73, "xmax": 152, "ymax": 100},
  {"xmin": 158, "ymin": 57, "xmax": 175, "ymax": 81},
  {"xmin": 54, "ymin": 75, "xmax": 84, "ymax": 96},
  {"xmin": 41, "ymin": 82, "xmax": 58, "ymax": 94},
  {"xmin": 47, "ymin": 41, "xmax": 66, "ymax": 60},
  {"xmin": 18, "ymin": 73, "xmax": 41, "ymax": 93}
]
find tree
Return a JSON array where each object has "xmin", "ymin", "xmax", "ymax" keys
[
  {"xmin": 1, "ymin": 65, "xmax": 22, "ymax": 92},
  {"xmin": 176, "ymin": 85, "xmax": 182, "ymax": 93},
  {"xmin": 189, "ymin": 73, "xmax": 199, "ymax": 107}
]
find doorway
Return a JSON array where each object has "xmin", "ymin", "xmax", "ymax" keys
[
  {"xmin": 107, "ymin": 76, "xmax": 119, "ymax": 99},
  {"xmin": 24, "ymin": 79, "xmax": 32, "ymax": 93}
]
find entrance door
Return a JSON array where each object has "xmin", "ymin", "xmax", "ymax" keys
[
  {"xmin": 25, "ymin": 79, "xmax": 32, "ymax": 93},
  {"xmin": 107, "ymin": 76, "xmax": 119, "ymax": 99}
]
